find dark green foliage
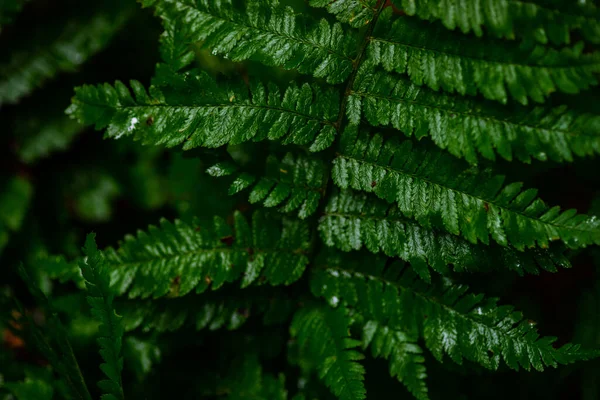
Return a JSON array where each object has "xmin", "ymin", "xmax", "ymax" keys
[
  {"xmin": 371, "ymin": 10, "xmax": 600, "ymax": 105},
  {"xmin": 311, "ymin": 251, "xmax": 599, "ymax": 371},
  {"xmin": 104, "ymin": 211, "xmax": 310, "ymax": 298},
  {"xmin": 79, "ymin": 234, "xmax": 125, "ymax": 400},
  {"xmin": 350, "ymin": 66, "xmax": 600, "ymax": 164},
  {"xmin": 3, "ymin": 0, "xmax": 600, "ymax": 399},
  {"xmin": 208, "ymin": 152, "xmax": 328, "ymax": 218},
  {"xmin": 333, "ymin": 127, "xmax": 600, "ymax": 250},
  {"xmin": 0, "ymin": 1, "xmax": 131, "ymax": 105},
  {"xmin": 68, "ymin": 66, "xmax": 339, "ymax": 151},
  {"xmin": 393, "ymin": 0, "xmax": 600, "ymax": 45},
  {"xmin": 291, "ymin": 305, "xmax": 366, "ymax": 400}
]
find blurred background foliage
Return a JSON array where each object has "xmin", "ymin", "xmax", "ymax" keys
[{"xmin": 0, "ymin": 0, "xmax": 599, "ymax": 399}]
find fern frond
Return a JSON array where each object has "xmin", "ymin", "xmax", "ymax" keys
[
  {"xmin": 393, "ymin": 0, "xmax": 600, "ymax": 45},
  {"xmin": 311, "ymin": 251, "xmax": 600, "ymax": 371},
  {"xmin": 370, "ymin": 10, "xmax": 600, "ymax": 105},
  {"xmin": 349, "ymin": 66, "xmax": 600, "ymax": 164},
  {"xmin": 333, "ymin": 127, "xmax": 600, "ymax": 250},
  {"xmin": 361, "ymin": 320, "xmax": 429, "ymax": 400},
  {"xmin": 67, "ymin": 66, "xmax": 338, "ymax": 151},
  {"xmin": 119, "ymin": 288, "xmax": 293, "ymax": 333},
  {"xmin": 0, "ymin": 3, "xmax": 131, "ymax": 105},
  {"xmin": 104, "ymin": 211, "xmax": 310, "ymax": 299},
  {"xmin": 309, "ymin": 0, "xmax": 377, "ymax": 28},
  {"xmin": 208, "ymin": 152, "xmax": 327, "ymax": 219},
  {"xmin": 80, "ymin": 234, "xmax": 125, "ymax": 400},
  {"xmin": 320, "ymin": 189, "xmax": 571, "ymax": 281},
  {"xmin": 146, "ymin": 0, "xmax": 357, "ymax": 84},
  {"xmin": 0, "ymin": 177, "xmax": 33, "ymax": 254},
  {"xmin": 291, "ymin": 305, "xmax": 366, "ymax": 400}
]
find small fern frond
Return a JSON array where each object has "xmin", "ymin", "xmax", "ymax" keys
[
  {"xmin": 333, "ymin": 127, "xmax": 600, "ymax": 250},
  {"xmin": 311, "ymin": 251, "xmax": 600, "ymax": 371},
  {"xmin": 349, "ymin": 66, "xmax": 600, "ymax": 164},
  {"xmin": 67, "ymin": 66, "xmax": 339, "ymax": 152},
  {"xmin": 0, "ymin": 3, "xmax": 131, "ymax": 105},
  {"xmin": 145, "ymin": 0, "xmax": 357, "ymax": 84},
  {"xmin": 119, "ymin": 288, "xmax": 293, "ymax": 333},
  {"xmin": 394, "ymin": 0, "xmax": 600, "ymax": 45},
  {"xmin": 223, "ymin": 353, "xmax": 288, "ymax": 400},
  {"xmin": 80, "ymin": 234, "xmax": 125, "ymax": 400},
  {"xmin": 370, "ymin": 10, "xmax": 600, "ymax": 105},
  {"xmin": 291, "ymin": 305, "xmax": 366, "ymax": 400},
  {"xmin": 320, "ymin": 189, "xmax": 571, "ymax": 281},
  {"xmin": 104, "ymin": 211, "xmax": 310, "ymax": 299},
  {"xmin": 309, "ymin": 0, "xmax": 377, "ymax": 28},
  {"xmin": 207, "ymin": 152, "xmax": 328, "ymax": 219},
  {"xmin": 361, "ymin": 320, "xmax": 429, "ymax": 400}
]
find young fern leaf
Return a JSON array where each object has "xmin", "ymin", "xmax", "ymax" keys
[
  {"xmin": 145, "ymin": 0, "xmax": 357, "ymax": 84},
  {"xmin": 0, "ymin": 2, "xmax": 131, "ymax": 105},
  {"xmin": 207, "ymin": 152, "xmax": 328, "ymax": 219},
  {"xmin": 360, "ymin": 320, "xmax": 429, "ymax": 400},
  {"xmin": 393, "ymin": 0, "xmax": 600, "ymax": 45},
  {"xmin": 370, "ymin": 10, "xmax": 600, "ymax": 105},
  {"xmin": 319, "ymin": 189, "xmax": 571, "ymax": 281},
  {"xmin": 67, "ymin": 66, "xmax": 339, "ymax": 151},
  {"xmin": 310, "ymin": 251, "xmax": 600, "ymax": 372},
  {"xmin": 309, "ymin": 0, "xmax": 377, "ymax": 28},
  {"xmin": 104, "ymin": 211, "xmax": 310, "ymax": 299},
  {"xmin": 291, "ymin": 305, "xmax": 366, "ymax": 400},
  {"xmin": 333, "ymin": 127, "xmax": 600, "ymax": 250},
  {"xmin": 80, "ymin": 234, "xmax": 125, "ymax": 400},
  {"xmin": 349, "ymin": 66, "xmax": 600, "ymax": 164}
]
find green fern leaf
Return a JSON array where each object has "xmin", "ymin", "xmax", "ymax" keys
[
  {"xmin": 350, "ymin": 66, "xmax": 600, "ymax": 164},
  {"xmin": 146, "ymin": 0, "xmax": 357, "ymax": 84},
  {"xmin": 333, "ymin": 127, "xmax": 600, "ymax": 250},
  {"xmin": 291, "ymin": 305, "xmax": 366, "ymax": 400},
  {"xmin": 67, "ymin": 66, "xmax": 338, "ymax": 151},
  {"xmin": 104, "ymin": 211, "xmax": 310, "ymax": 299},
  {"xmin": 394, "ymin": 0, "xmax": 600, "ymax": 45},
  {"xmin": 311, "ymin": 251, "xmax": 600, "ymax": 371},
  {"xmin": 309, "ymin": 0, "xmax": 377, "ymax": 28},
  {"xmin": 0, "ymin": 3, "xmax": 131, "ymax": 105},
  {"xmin": 361, "ymin": 320, "xmax": 429, "ymax": 400},
  {"xmin": 223, "ymin": 353, "xmax": 288, "ymax": 400},
  {"xmin": 320, "ymin": 189, "xmax": 571, "ymax": 281},
  {"xmin": 208, "ymin": 152, "xmax": 328, "ymax": 219},
  {"xmin": 370, "ymin": 10, "xmax": 600, "ymax": 105},
  {"xmin": 80, "ymin": 234, "xmax": 125, "ymax": 400}
]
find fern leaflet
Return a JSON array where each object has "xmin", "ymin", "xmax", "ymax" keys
[
  {"xmin": 333, "ymin": 127, "xmax": 600, "ymax": 250},
  {"xmin": 291, "ymin": 305, "xmax": 366, "ymax": 400},
  {"xmin": 80, "ymin": 234, "xmax": 125, "ymax": 400},
  {"xmin": 393, "ymin": 0, "xmax": 600, "ymax": 45},
  {"xmin": 370, "ymin": 10, "xmax": 600, "ymax": 105},
  {"xmin": 104, "ymin": 211, "xmax": 310, "ymax": 299},
  {"xmin": 208, "ymin": 152, "xmax": 328, "ymax": 219},
  {"xmin": 311, "ymin": 251, "xmax": 600, "ymax": 371}
]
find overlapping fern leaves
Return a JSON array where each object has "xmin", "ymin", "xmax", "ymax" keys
[{"xmin": 66, "ymin": 0, "xmax": 600, "ymax": 399}]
